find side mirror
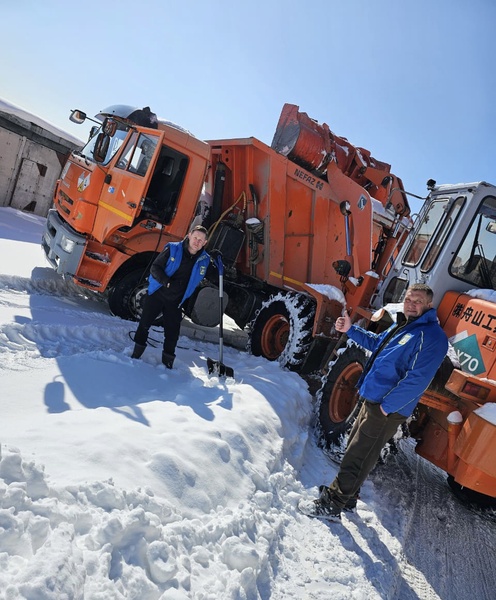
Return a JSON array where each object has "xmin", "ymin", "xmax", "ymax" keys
[
  {"xmin": 486, "ymin": 221, "xmax": 496, "ymax": 234},
  {"xmin": 88, "ymin": 125, "xmax": 99, "ymax": 140},
  {"xmin": 93, "ymin": 132, "xmax": 110, "ymax": 163},
  {"xmin": 103, "ymin": 117, "xmax": 117, "ymax": 137},
  {"xmin": 70, "ymin": 109, "xmax": 87, "ymax": 125}
]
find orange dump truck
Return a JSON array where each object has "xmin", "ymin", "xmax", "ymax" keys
[
  {"xmin": 42, "ymin": 103, "xmax": 411, "ymax": 366},
  {"xmin": 42, "ymin": 103, "xmax": 496, "ymax": 506}
]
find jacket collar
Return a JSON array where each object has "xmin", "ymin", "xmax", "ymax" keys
[{"xmin": 397, "ymin": 308, "xmax": 438, "ymax": 328}]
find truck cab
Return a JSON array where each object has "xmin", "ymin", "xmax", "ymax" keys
[{"xmin": 42, "ymin": 105, "xmax": 210, "ymax": 320}]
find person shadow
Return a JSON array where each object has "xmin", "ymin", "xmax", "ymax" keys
[
  {"xmin": 16, "ymin": 281, "xmax": 228, "ymax": 426},
  {"xmin": 40, "ymin": 352, "xmax": 228, "ymax": 426},
  {"xmin": 334, "ymin": 517, "xmax": 401, "ymax": 598}
]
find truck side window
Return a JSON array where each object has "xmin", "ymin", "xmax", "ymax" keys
[
  {"xmin": 115, "ymin": 132, "xmax": 138, "ymax": 170},
  {"xmin": 451, "ymin": 196, "xmax": 496, "ymax": 289},
  {"xmin": 116, "ymin": 133, "xmax": 158, "ymax": 175},
  {"xmin": 142, "ymin": 146, "xmax": 189, "ymax": 224}
]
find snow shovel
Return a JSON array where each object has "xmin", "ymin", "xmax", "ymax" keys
[{"xmin": 207, "ymin": 255, "xmax": 234, "ymax": 378}]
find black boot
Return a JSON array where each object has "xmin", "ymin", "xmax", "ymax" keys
[
  {"xmin": 162, "ymin": 351, "xmax": 175, "ymax": 369},
  {"xmin": 131, "ymin": 343, "xmax": 146, "ymax": 359},
  {"xmin": 298, "ymin": 485, "xmax": 342, "ymax": 521},
  {"xmin": 319, "ymin": 485, "xmax": 359, "ymax": 513}
]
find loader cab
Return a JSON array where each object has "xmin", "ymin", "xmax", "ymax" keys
[{"xmin": 374, "ymin": 183, "xmax": 496, "ymax": 308}]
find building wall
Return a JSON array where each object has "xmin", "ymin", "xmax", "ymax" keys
[{"xmin": 0, "ymin": 105, "xmax": 82, "ymax": 218}]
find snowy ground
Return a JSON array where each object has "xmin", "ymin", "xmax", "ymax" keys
[{"xmin": 0, "ymin": 206, "xmax": 494, "ymax": 599}]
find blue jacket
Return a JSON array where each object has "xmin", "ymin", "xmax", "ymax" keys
[
  {"xmin": 347, "ymin": 308, "xmax": 448, "ymax": 417},
  {"xmin": 148, "ymin": 241, "xmax": 210, "ymax": 306}
]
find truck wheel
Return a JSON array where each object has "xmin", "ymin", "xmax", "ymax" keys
[
  {"xmin": 447, "ymin": 475, "xmax": 496, "ymax": 511},
  {"xmin": 249, "ymin": 292, "xmax": 315, "ymax": 370},
  {"xmin": 317, "ymin": 345, "xmax": 368, "ymax": 448},
  {"xmin": 108, "ymin": 269, "xmax": 150, "ymax": 322}
]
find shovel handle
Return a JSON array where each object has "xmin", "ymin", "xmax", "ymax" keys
[{"xmin": 217, "ymin": 255, "xmax": 224, "ymax": 364}]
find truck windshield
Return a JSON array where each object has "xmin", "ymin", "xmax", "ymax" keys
[
  {"xmin": 450, "ymin": 196, "xmax": 496, "ymax": 289},
  {"xmin": 79, "ymin": 123, "xmax": 129, "ymax": 164}
]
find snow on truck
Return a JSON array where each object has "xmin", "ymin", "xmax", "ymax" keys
[{"xmin": 42, "ymin": 103, "xmax": 496, "ymax": 507}]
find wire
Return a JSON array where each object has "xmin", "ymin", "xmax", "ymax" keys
[
  {"xmin": 207, "ymin": 191, "xmax": 247, "ymax": 241},
  {"xmin": 128, "ymin": 329, "xmax": 161, "ymax": 348}
]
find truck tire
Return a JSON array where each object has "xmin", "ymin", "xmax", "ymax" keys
[
  {"xmin": 317, "ymin": 345, "xmax": 368, "ymax": 448},
  {"xmin": 249, "ymin": 292, "xmax": 315, "ymax": 370},
  {"xmin": 108, "ymin": 269, "xmax": 150, "ymax": 322},
  {"xmin": 447, "ymin": 475, "xmax": 496, "ymax": 511}
]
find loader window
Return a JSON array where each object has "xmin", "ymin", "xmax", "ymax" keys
[
  {"xmin": 451, "ymin": 195, "xmax": 496, "ymax": 289},
  {"xmin": 403, "ymin": 198, "xmax": 450, "ymax": 266},
  {"xmin": 382, "ymin": 276, "xmax": 409, "ymax": 304},
  {"xmin": 421, "ymin": 196, "xmax": 464, "ymax": 271}
]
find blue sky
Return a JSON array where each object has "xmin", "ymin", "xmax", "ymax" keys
[{"xmin": 2, "ymin": 0, "xmax": 494, "ymax": 214}]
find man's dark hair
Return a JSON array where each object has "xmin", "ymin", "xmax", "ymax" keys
[
  {"xmin": 190, "ymin": 225, "xmax": 208, "ymax": 236},
  {"xmin": 408, "ymin": 283, "xmax": 434, "ymax": 302}
]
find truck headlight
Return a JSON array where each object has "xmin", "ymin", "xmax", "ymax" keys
[{"xmin": 60, "ymin": 235, "xmax": 76, "ymax": 253}]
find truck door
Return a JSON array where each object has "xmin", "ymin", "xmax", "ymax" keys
[{"xmin": 92, "ymin": 130, "xmax": 165, "ymax": 242}]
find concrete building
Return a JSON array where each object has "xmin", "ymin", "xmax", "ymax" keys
[{"xmin": 0, "ymin": 98, "xmax": 83, "ymax": 218}]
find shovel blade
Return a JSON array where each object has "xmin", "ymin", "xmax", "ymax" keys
[{"xmin": 207, "ymin": 357, "xmax": 234, "ymax": 378}]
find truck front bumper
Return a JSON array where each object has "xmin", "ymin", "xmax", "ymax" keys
[{"xmin": 42, "ymin": 209, "xmax": 87, "ymax": 277}]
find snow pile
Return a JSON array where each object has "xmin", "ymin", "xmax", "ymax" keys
[
  {"xmin": 467, "ymin": 288, "xmax": 496, "ymax": 303},
  {"xmin": 0, "ymin": 446, "xmax": 306, "ymax": 599},
  {"xmin": 475, "ymin": 402, "xmax": 496, "ymax": 425}
]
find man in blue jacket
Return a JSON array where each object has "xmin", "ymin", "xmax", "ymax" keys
[
  {"xmin": 299, "ymin": 283, "xmax": 448, "ymax": 521},
  {"xmin": 131, "ymin": 225, "xmax": 211, "ymax": 368}
]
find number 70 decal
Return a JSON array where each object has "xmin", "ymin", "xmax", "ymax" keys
[{"xmin": 450, "ymin": 332, "xmax": 486, "ymax": 376}]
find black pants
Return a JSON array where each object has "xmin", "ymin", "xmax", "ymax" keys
[
  {"xmin": 329, "ymin": 400, "xmax": 406, "ymax": 509},
  {"xmin": 134, "ymin": 289, "xmax": 182, "ymax": 357}
]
